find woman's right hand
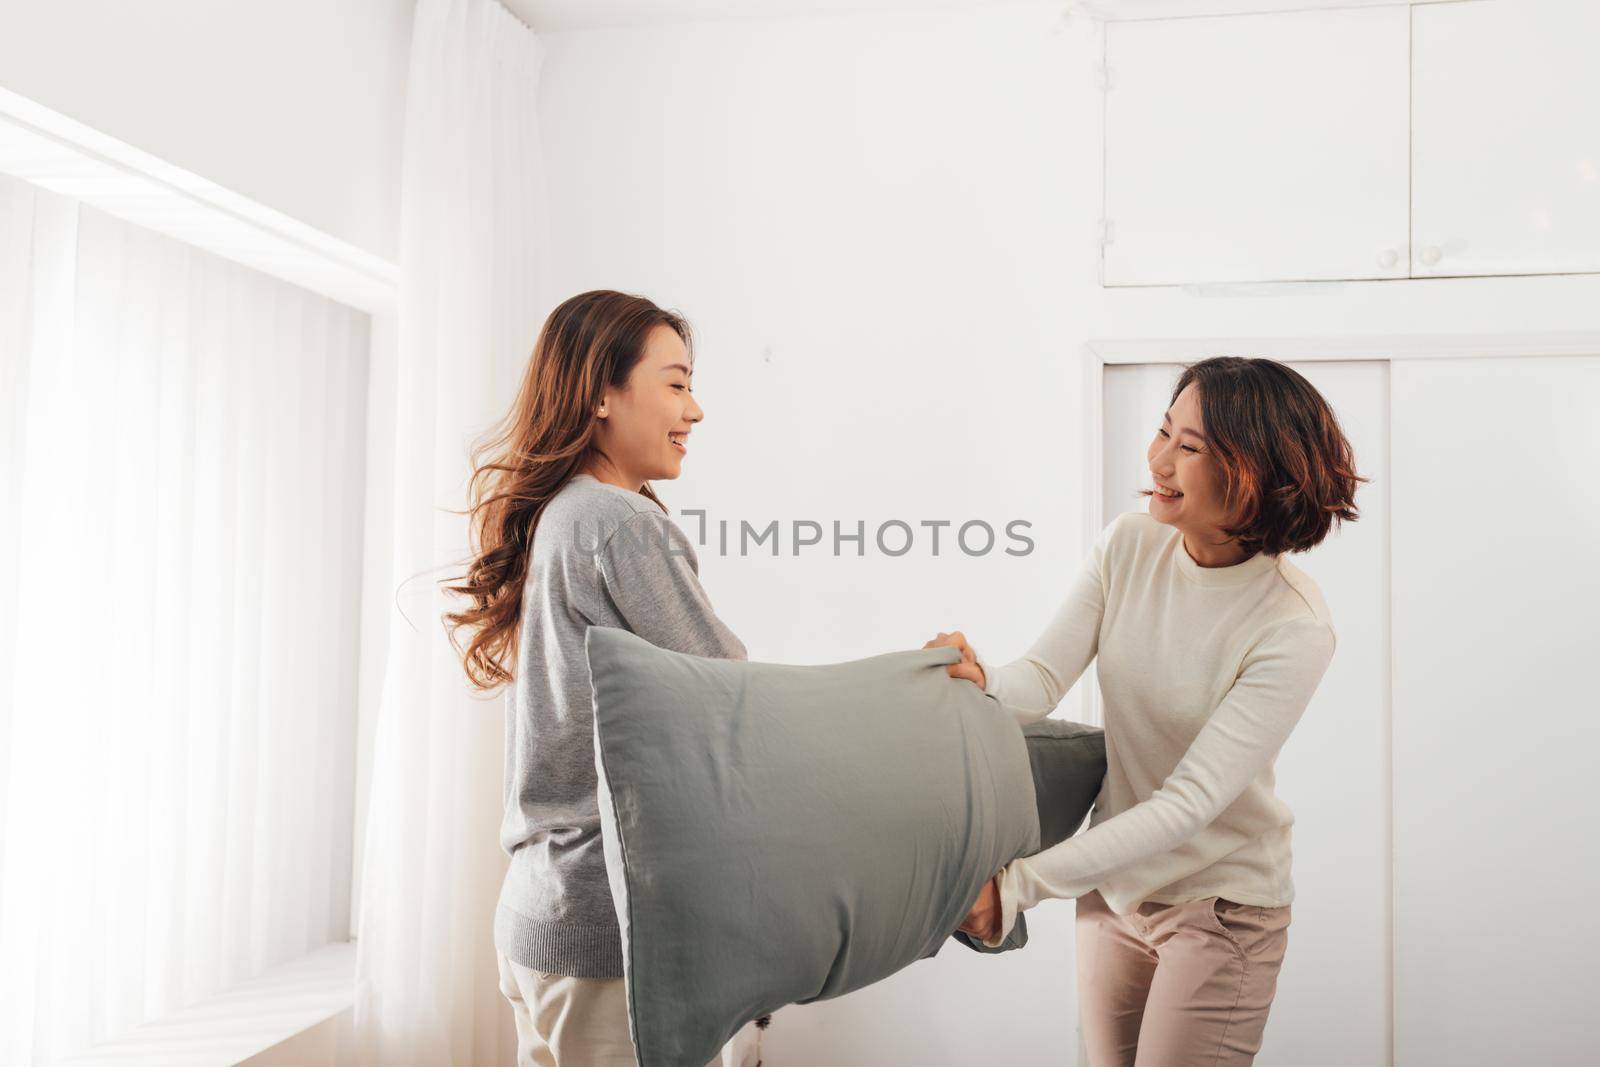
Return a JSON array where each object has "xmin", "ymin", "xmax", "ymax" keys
[{"xmin": 923, "ymin": 630, "xmax": 987, "ymax": 689}]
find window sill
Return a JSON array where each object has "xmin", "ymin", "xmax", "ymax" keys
[{"xmin": 49, "ymin": 941, "xmax": 357, "ymax": 1067}]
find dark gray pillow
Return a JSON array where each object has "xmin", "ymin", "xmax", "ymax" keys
[
  {"xmin": 586, "ymin": 626, "xmax": 1105, "ymax": 1067},
  {"xmin": 951, "ymin": 718, "xmax": 1106, "ymax": 954}
]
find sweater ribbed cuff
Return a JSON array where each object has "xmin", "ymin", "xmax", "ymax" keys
[{"xmin": 494, "ymin": 902, "xmax": 625, "ymax": 979}]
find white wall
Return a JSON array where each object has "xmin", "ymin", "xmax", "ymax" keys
[
  {"xmin": 540, "ymin": 6, "xmax": 1102, "ymax": 1062},
  {"xmin": 0, "ymin": 0, "xmax": 413, "ymax": 259},
  {"xmin": 537, "ymin": 2, "xmax": 1600, "ymax": 1062}
]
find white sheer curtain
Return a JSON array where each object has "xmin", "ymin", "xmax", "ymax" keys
[
  {"xmin": 0, "ymin": 173, "xmax": 370, "ymax": 1062},
  {"xmin": 351, "ymin": 0, "xmax": 549, "ymax": 1064}
]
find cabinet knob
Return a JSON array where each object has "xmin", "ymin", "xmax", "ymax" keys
[
  {"xmin": 1420, "ymin": 246, "xmax": 1443, "ymax": 266},
  {"xmin": 1378, "ymin": 249, "xmax": 1399, "ymax": 268}
]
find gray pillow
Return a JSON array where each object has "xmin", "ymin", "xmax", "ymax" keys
[
  {"xmin": 587, "ymin": 626, "xmax": 1105, "ymax": 1067},
  {"xmin": 952, "ymin": 717, "xmax": 1106, "ymax": 954}
]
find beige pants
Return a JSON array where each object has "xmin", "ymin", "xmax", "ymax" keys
[
  {"xmin": 496, "ymin": 951, "xmax": 763, "ymax": 1067},
  {"xmin": 1076, "ymin": 888, "xmax": 1292, "ymax": 1067}
]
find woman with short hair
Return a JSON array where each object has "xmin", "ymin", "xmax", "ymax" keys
[{"xmin": 929, "ymin": 356, "xmax": 1365, "ymax": 1067}]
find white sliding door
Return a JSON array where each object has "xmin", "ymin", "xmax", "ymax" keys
[
  {"xmin": 1103, "ymin": 360, "xmax": 1390, "ymax": 1067},
  {"xmin": 1391, "ymin": 357, "xmax": 1600, "ymax": 1066}
]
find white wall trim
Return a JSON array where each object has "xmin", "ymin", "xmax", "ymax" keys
[
  {"xmin": 1080, "ymin": 0, "xmax": 1464, "ymax": 23},
  {"xmin": 0, "ymin": 88, "xmax": 398, "ymax": 313},
  {"xmin": 1078, "ymin": 344, "xmax": 1105, "ymax": 731},
  {"xmin": 1085, "ymin": 331, "xmax": 1600, "ymax": 366}
]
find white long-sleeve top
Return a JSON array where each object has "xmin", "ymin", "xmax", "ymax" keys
[{"xmin": 974, "ymin": 510, "xmax": 1336, "ymax": 946}]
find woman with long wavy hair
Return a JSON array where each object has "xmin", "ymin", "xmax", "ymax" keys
[{"xmin": 443, "ymin": 290, "xmax": 757, "ymax": 1066}]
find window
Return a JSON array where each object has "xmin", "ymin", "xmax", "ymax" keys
[{"xmin": 0, "ymin": 167, "xmax": 372, "ymax": 1061}]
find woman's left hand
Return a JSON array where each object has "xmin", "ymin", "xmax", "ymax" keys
[
  {"xmin": 958, "ymin": 872, "xmax": 1003, "ymax": 943},
  {"xmin": 923, "ymin": 630, "xmax": 986, "ymax": 688}
]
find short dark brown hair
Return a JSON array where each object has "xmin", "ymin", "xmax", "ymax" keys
[{"xmin": 1148, "ymin": 356, "xmax": 1366, "ymax": 555}]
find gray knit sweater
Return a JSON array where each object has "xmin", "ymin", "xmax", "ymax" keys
[{"xmin": 493, "ymin": 473, "xmax": 746, "ymax": 977}]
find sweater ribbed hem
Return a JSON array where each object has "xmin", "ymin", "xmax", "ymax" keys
[{"xmin": 494, "ymin": 902, "xmax": 625, "ymax": 979}]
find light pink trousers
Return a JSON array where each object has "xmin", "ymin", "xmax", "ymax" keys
[
  {"xmin": 1076, "ymin": 888, "xmax": 1292, "ymax": 1067},
  {"xmin": 496, "ymin": 950, "xmax": 762, "ymax": 1067}
]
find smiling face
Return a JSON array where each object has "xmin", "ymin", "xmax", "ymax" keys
[
  {"xmin": 589, "ymin": 324, "xmax": 702, "ymax": 489},
  {"xmin": 1146, "ymin": 381, "xmax": 1240, "ymax": 543}
]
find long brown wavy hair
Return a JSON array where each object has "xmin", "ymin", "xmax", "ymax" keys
[{"xmin": 442, "ymin": 290, "xmax": 692, "ymax": 692}]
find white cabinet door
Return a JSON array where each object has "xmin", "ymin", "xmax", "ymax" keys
[
  {"xmin": 1103, "ymin": 360, "xmax": 1391, "ymax": 1067},
  {"xmin": 1102, "ymin": 7, "xmax": 1410, "ymax": 286},
  {"xmin": 1412, "ymin": 0, "xmax": 1600, "ymax": 277},
  {"xmin": 1391, "ymin": 357, "xmax": 1600, "ymax": 1065}
]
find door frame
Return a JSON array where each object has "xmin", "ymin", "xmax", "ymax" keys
[{"xmin": 1078, "ymin": 329, "xmax": 1600, "ymax": 1067}]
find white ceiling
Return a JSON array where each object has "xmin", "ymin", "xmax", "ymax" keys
[
  {"xmin": 501, "ymin": 0, "xmax": 1036, "ymax": 33},
  {"xmin": 503, "ymin": 0, "xmax": 1464, "ymax": 33}
]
